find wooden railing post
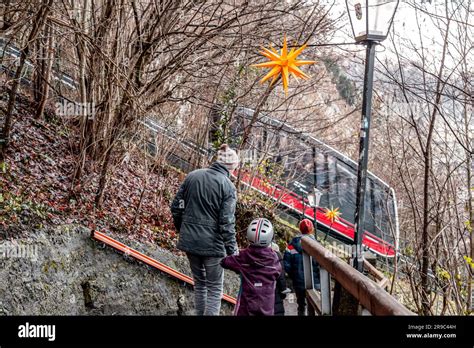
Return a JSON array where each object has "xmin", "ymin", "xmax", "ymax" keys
[
  {"xmin": 332, "ymin": 280, "xmax": 359, "ymax": 315},
  {"xmin": 320, "ymin": 268, "xmax": 332, "ymax": 315},
  {"xmin": 301, "ymin": 236, "xmax": 415, "ymax": 316},
  {"xmin": 303, "ymin": 250, "xmax": 314, "ymax": 290},
  {"xmin": 303, "ymin": 250, "xmax": 320, "ymax": 316}
]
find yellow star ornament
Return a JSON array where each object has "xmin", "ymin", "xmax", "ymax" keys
[
  {"xmin": 324, "ymin": 206, "xmax": 341, "ymax": 224},
  {"xmin": 252, "ymin": 36, "xmax": 315, "ymax": 95}
]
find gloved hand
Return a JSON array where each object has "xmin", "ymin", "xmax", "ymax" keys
[{"xmin": 225, "ymin": 245, "xmax": 239, "ymax": 256}]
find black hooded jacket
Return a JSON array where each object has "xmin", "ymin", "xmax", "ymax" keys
[{"xmin": 170, "ymin": 162, "xmax": 238, "ymax": 257}]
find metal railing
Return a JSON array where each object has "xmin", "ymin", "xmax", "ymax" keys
[{"xmin": 301, "ymin": 235, "xmax": 415, "ymax": 316}]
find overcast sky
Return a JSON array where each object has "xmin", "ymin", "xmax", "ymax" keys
[{"xmin": 322, "ymin": 0, "xmax": 473, "ymax": 67}]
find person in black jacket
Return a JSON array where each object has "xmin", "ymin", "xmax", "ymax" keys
[
  {"xmin": 271, "ymin": 242, "xmax": 289, "ymax": 316},
  {"xmin": 170, "ymin": 144, "xmax": 239, "ymax": 316},
  {"xmin": 284, "ymin": 219, "xmax": 320, "ymax": 316}
]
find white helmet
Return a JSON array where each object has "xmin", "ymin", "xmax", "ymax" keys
[{"xmin": 247, "ymin": 218, "xmax": 274, "ymax": 247}]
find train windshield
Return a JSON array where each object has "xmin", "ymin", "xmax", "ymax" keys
[{"xmin": 225, "ymin": 107, "xmax": 398, "ymax": 247}]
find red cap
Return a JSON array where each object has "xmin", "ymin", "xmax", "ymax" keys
[{"xmin": 299, "ymin": 219, "xmax": 314, "ymax": 235}]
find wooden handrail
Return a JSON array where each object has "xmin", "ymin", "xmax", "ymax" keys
[
  {"xmin": 92, "ymin": 230, "xmax": 237, "ymax": 305},
  {"xmin": 320, "ymin": 241, "xmax": 389, "ymax": 289},
  {"xmin": 302, "ymin": 236, "xmax": 414, "ymax": 316}
]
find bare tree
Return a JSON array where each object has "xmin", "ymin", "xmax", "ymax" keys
[{"xmin": 1, "ymin": 0, "xmax": 54, "ymax": 161}]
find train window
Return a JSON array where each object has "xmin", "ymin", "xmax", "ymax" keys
[{"xmin": 205, "ymin": 106, "xmax": 400, "ymax": 255}]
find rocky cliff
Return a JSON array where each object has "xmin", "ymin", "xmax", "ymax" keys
[{"xmin": 0, "ymin": 225, "xmax": 239, "ymax": 315}]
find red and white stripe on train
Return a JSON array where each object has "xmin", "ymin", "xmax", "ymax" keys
[{"xmin": 234, "ymin": 171, "xmax": 396, "ymax": 258}]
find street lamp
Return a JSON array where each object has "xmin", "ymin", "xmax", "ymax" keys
[
  {"xmin": 308, "ymin": 187, "xmax": 322, "ymax": 236},
  {"xmin": 345, "ymin": 0, "xmax": 399, "ymax": 272},
  {"xmin": 294, "ymin": 181, "xmax": 309, "ymax": 220},
  {"xmin": 310, "ymin": 147, "xmax": 319, "ymax": 235}
]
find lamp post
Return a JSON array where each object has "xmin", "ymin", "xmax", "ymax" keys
[
  {"xmin": 345, "ymin": 0, "xmax": 399, "ymax": 272},
  {"xmin": 309, "ymin": 146, "xmax": 322, "ymax": 236}
]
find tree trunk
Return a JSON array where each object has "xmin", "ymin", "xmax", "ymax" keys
[
  {"xmin": 70, "ymin": 0, "xmax": 90, "ymax": 191},
  {"xmin": 35, "ymin": 22, "xmax": 54, "ymax": 120},
  {"xmin": 465, "ymin": 109, "xmax": 473, "ymax": 313},
  {"xmin": 95, "ymin": 143, "xmax": 114, "ymax": 208},
  {"xmin": 0, "ymin": 0, "xmax": 53, "ymax": 161},
  {"xmin": 420, "ymin": 145, "xmax": 432, "ymax": 315}
]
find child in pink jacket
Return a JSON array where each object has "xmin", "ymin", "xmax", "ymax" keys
[{"xmin": 221, "ymin": 218, "xmax": 281, "ymax": 316}]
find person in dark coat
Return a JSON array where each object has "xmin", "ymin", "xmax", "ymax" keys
[
  {"xmin": 271, "ymin": 242, "xmax": 288, "ymax": 316},
  {"xmin": 221, "ymin": 218, "xmax": 281, "ymax": 316},
  {"xmin": 170, "ymin": 144, "xmax": 239, "ymax": 316},
  {"xmin": 284, "ymin": 219, "xmax": 320, "ymax": 316}
]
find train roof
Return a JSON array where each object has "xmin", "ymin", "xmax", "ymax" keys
[{"xmin": 234, "ymin": 106, "xmax": 394, "ymax": 192}]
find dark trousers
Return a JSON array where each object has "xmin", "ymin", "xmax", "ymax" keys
[
  {"xmin": 294, "ymin": 288, "xmax": 306, "ymax": 316},
  {"xmin": 186, "ymin": 253, "xmax": 224, "ymax": 316}
]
